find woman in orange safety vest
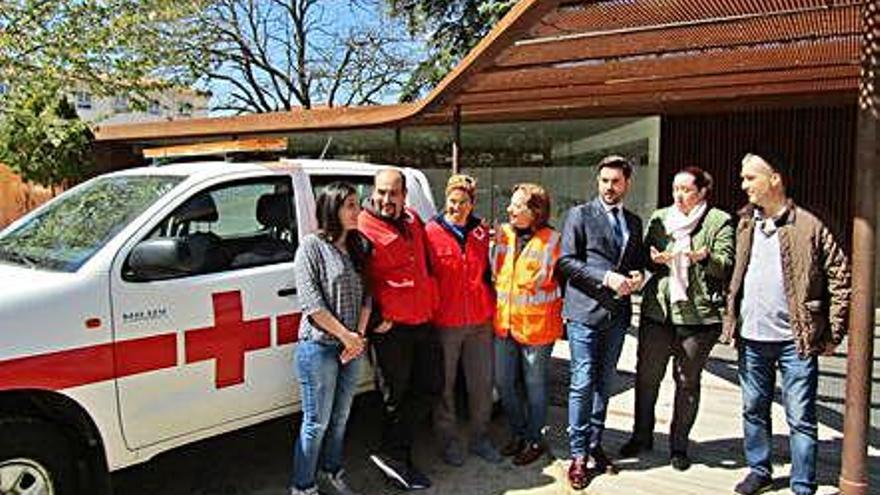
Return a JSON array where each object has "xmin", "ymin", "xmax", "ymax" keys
[{"xmin": 493, "ymin": 183, "xmax": 563, "ymax": 467}]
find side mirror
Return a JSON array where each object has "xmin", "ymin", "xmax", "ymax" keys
[{"xmin": 127, "ymin": 238, "xmax": 189, "ymax": 281}]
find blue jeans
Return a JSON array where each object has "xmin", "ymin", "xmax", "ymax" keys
[
  {"xmin": 739, "ymin": 339, "xmax": 818, "ymax": 495},
  {"xmin": 567, "ymin": 315, "xmax": 628, "ymax": 457},
  {"xmin": 292, "ymin": 340, "xmax": 363, "ymax": 490},
  {"xmin": 494, "ymin": 337, "xmax": 553, "ymax": 443}
]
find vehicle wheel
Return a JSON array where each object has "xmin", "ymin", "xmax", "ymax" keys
[{"xmin": 0, "ymin": 418, "xmax": 79, "ymax": 495}]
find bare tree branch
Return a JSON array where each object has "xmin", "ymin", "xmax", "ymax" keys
[{"xmin": 193, "ymin": 0, "xmax": 414, "ymax": 113}]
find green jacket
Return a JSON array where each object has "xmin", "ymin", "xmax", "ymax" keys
[{"xmin": 640, "ymin": 206, "xmax": 735, "ymax": 326}]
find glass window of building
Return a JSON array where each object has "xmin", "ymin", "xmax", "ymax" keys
[
  {"xmin": 113, "ymin": 96, "xmax": 129, "ymax": 113},
  {"xmin": 75, "ymin": 91, "xmax": 92, "ymax": 110},
  {"xmin": 455, "ymin": 117, "xmax": 660, "ymax": 227},
  {"xmin": 281, "ymin": 116, "xmax": 660, "ymax": 227},
  {"xmin": 177, "ymin": 102, "xmax": 193, "ymax": 117}
]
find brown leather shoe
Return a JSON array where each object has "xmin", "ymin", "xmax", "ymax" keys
[
  {"xmin": 589, "ymin": 446, "xmax": 618, "ymax": 475},
  {"xmin": 512, "ymin": 442, "xmax": 546, "ymax": 466},
  {"xmin": 500, "ymin": 438, "xmax": 526, "ymax": 457},
  {"xmin": 568, "ymin": 456, "xmax": 594, "ymax": 490}
]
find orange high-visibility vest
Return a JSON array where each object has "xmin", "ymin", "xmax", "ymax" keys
[{"xmin": 493, "ymin": 223, "xmax": 563, "ymax": 345}]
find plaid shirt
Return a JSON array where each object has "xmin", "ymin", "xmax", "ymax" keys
[{"xmin": 293, "ymin": 233, "xmax": 366, "ymax": 343}]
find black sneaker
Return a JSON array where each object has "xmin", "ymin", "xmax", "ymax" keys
[
  {"xmin": 369, "ymin": 454, "xmax": 410, "ymax": 490},
  {"xmin": 588, "ymin": 446, "xmax": 618, "ymax": 475},
  {"xmin": 670, "ymin": 451, "xmax": 691, "ymax": 471},
  {"xmin": 404, "ymin": 464, "xmax": 431, "ymax": 490},
  {"xmin": 733, "ymin": 472, "xmax": 772, "ymax": 495}
]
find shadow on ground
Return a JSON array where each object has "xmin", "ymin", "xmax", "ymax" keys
[
  {"xmin": 111, "ymin": 335, "xmax": 878, "ymax": 495},
  {"xmin": 112, "ymin": 392, "xmax": 560, "ymax": 495}
]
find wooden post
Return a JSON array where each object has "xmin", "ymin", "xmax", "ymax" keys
[
  {"xmin": 840, "ymin": 2, "xmax": 878, "ymax": 495},
  {"xmin": 451, "ymin": 105, "xmax": 462, "ymax": 174},
  {"xmin": 394, "ymin": 127, "xmax": 402, "ymax": 165}
]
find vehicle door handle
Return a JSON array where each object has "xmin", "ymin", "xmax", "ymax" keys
[{"xmin": 277, "ymin": 287, "xmax": 297, "ymax": 297}]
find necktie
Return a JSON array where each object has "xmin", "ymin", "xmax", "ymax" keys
[{"xmin": 610, "ymin": 207, "xmax": 625, "ymax": 252}]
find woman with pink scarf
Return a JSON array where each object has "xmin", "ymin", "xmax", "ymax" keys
[{"xmin": 619, "ymin": 166, "xmax": 735, "ymax": 471}]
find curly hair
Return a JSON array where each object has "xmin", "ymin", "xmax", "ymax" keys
[{"xmin": 512, "ymin": 182, "xmax": 551, "ymax": 228}]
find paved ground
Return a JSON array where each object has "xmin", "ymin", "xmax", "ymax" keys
[{"xmin": 111, "ymin": 328, "xmax": 880, "ymax": 495}]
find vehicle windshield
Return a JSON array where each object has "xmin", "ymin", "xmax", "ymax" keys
[{"xmin": 0, "ymin": 175, "xmax": 183, "ymax": 272}]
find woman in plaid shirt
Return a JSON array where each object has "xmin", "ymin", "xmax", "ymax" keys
[{"xmin": 291, "ymin": 182, "xmax": 371, "ymax": 495}]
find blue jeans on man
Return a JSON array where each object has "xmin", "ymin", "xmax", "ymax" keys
[
  {"xmin": 292, "ymin": 340, "xmax": 363, "ymax": 491},
  {"xmin": 739, "ymin": 339, "xmax": 818, "ymax": 495},
  {"xmin": 494, "ymin": 337, "xmax": 554, "ymax": 444},
  {"xmin": 567, "ymin": 313, "xmax": 628, "ymax": 458}
]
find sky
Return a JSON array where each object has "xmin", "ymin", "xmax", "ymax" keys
[{"xmin": 201, "ymin": 0, "xmax": 427, "ymax": 115}]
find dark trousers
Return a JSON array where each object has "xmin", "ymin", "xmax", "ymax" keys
[
  {"xmin": 434, "ymin": 323, "xmax": 494, "ymax": 444},
  {"xmin": 370, "ymin": 322, "xmax": 439, "ymax": 463},
  {"xmin": 632, "ymin": 319, "xmax": 720, "ymax": 453}
]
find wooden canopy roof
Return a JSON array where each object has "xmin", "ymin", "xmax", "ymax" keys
[{"xmin": 96, "ymin": 0, "xmax": 861, "ymax": 143}]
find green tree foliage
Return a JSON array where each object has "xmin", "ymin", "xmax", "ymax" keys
[
  {"xmin": 387, "ymin": 0, "xmax": 515, "ymax": 101},
  {"xmin": 0, "ymin": 1, "xmax": 201, "ymax": 190},
  {"xmin": 0, "ymin": 0, "xmax": 200, "ymax": 107},
  {"xmin": 0, "ymin": 82, "xmax": 93, "ymax": 191}
]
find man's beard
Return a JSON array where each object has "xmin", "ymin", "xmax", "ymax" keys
[{"xmin": 376, "ymin": 202, "xmax": 400, "ymax": 219}]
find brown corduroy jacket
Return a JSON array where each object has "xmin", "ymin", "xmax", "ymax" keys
[{"xmin": 720, "ymin": 200, "xmax": 851, "ymax": 356}]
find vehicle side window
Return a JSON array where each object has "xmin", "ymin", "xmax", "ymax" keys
[
  {"xmin": 124, "ymin": 177, "xmax": 297, "ymax": 281},
  {"xmin": 310, "ymin": 175, "xmax": 373, "ymax": 205}
]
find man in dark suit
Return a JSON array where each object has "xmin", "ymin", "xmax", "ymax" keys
[{"xmin": 557, "ymin": 155, "xmax": 646, "ymax": 490}]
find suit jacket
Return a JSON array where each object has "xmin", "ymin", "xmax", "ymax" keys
[{"xmin": 558, "ymin": 198, "xmax": 646, "ymax": 326}]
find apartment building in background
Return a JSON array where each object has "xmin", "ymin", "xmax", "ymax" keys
[{"xmin": 69, "ymin": 87, "xmax": 211, "ymax": 124}]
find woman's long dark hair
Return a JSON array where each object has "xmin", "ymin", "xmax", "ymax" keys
[{"xmin": 316, "ymin": 181, "xmax": 369, "ymax": 272}]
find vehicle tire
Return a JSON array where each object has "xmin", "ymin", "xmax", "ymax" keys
[{"xmin": 0, "ymin": 417, "xmax": 79, "ymax": 495}]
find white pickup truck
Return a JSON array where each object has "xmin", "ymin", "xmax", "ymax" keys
[{"xmin": 0, "ymin": 159, "xmax": 436, "ymax": 494}]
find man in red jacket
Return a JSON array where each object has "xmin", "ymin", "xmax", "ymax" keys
[{"xmin": 359, "ymin": 168, "xmax": 437, "ymax": 491}]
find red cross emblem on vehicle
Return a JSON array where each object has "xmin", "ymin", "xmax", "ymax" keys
[{"xmin": 184, "ymin": 291, "xmax": 271, "ymax": 388}]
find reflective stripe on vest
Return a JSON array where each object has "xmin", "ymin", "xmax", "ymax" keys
[
  {"xmin": 535, "ymin": 231, "xmax": 560, "ymax": 286},
  {"xmin": 496, "ymin": 287, "xmax": 561, "ymax": 308}
]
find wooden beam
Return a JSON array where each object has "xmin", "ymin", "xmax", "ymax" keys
[
  {"xmin": 456, "ymin": 65, "xmax": 858, "ymax": 106},
  {"xmin": 96, "ymin": 104, "xmax": 420, "ymax": 142},
  {"xmin": 413, "ymin": 91, "xmax": 855, "ymax": 127},
  {"xmin": 142, "ymin": 137, "xmax": 287, "ymax": 159},
  {"xmin": 468, "ymin": 37, "xmax": 860, "ymax": 93},
  {"xmin": 457, "ymin": 78, "xmax": 858, "ymax": 117},
  {"xmin": 451, "ymin": 105, "xmax": 461, "ymax": 174}
]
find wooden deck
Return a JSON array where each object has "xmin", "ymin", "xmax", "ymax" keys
[
  {"xmin": 111, "ymin": 324, "xmax": 880, "ymax": 495},
  {"xmin": 399, "ymin": 331, "xmax": 880, "ymax": 495}
]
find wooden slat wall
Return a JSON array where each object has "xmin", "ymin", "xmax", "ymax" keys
[
  {"xmin": 529, "ymin": 0, "xmax": 857, "ymax": 37},
  {"xmin": 0, "ymin": 164, "xmax": 53, "ymax": 229},
  {"xmin": 499, "ymin": 5, "xmax": 862, "ymax": 67},
  {"xmin": 659, "ymin": 105, "xmax": 857, "ymax": 252}
]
